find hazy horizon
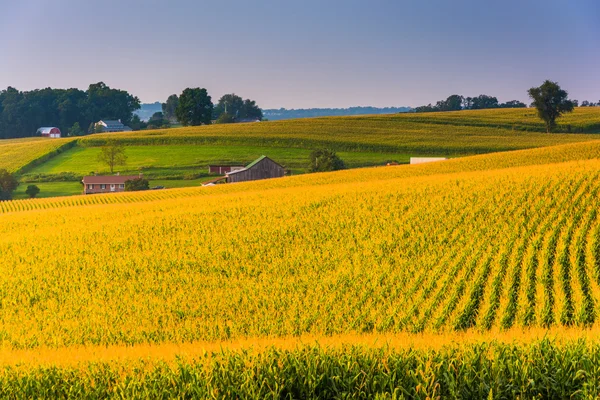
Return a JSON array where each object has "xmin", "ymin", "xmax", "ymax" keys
[{"xmin": 1, "ymin": 0, "xmax": 598, "ymax": 109}]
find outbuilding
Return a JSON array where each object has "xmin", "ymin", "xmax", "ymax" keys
[
  {"xmin": 226, "ymin": 156, "xmax": 285, "ymax": 183},
  {"xmin": 37, "ymin": 127, "xmax": 62, "ymax": 138}
]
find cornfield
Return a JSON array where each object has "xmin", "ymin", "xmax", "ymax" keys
[
  {"xmin": 2, "ymin": 133, "xmax": 600, "ymax": 396},
  {"xmin": 0, "ymin": 138, "xmax": 75, "ymax": 173},
  {"xmin": 80, "ymin": 108, "xmax": 600, "ymax": 154}
]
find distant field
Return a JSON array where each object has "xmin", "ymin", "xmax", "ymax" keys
[{"xmin": 81, "ymin": 108, "xmax": 600, "ymax": 154}]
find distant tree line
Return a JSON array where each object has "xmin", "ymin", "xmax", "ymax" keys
[
  {"xmin": 415, "ymin": 95, "xmax": 527, "ymax": 113},
  {"xmin": 0, "ymin": 82, "xmax": 140, "ymax": 139},
  {"xmin": 147, "ymin": 91, "xmax": 263, "ymax": 127}
]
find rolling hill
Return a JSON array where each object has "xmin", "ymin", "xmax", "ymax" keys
[
  {"xmin": 4, "ymin": 107, "xmax": 600, "ymax": 199},
  {"xmin": 2, "ymin": 136, "xmax": 600, "ymax": 396}
]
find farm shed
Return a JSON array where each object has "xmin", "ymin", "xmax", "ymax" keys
[
  {"xmin": 410, "ymin": 157, "xmax": 447, "ymax": 165},
  {"xmin": 226, "ymin": 156, "xmax": 284, "ymax": 183},
  {"xmin": 37, "ymin": 127, "xmax": 61, "ymax": 138},
  {"xmin": 82, "ymin": 174, "xmax": 142, "ymax": 194},
  {"xmin": 208, "ymin": 165, "xmax": 245, "ymax": 174}
]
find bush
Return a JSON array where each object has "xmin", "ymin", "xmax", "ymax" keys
[
  {"xmin": 124, "ymin": 178, "xmax": 149, "ymax": 192},
  {"xmin": 308, "ymin": 149, "xmax": 345, "ymax": 172},
  {"xmin": 25, "ymin": 185, "xmax": 40, "ymax": 198}
]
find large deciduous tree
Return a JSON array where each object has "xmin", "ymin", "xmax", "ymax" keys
[
  {"xmin": 97, "ymin": 143, "xmax": 127, "ymax": 174},
  {"xmin": 528, "ymin": 80, "xmax": 575, "ymax": 133},
  {"xmin": 175, "ymin": 88, "xmax": 213, "ymax": 126}
]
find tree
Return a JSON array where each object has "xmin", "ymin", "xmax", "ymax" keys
[
  {"xmin": 125, "ymin": 177, "xmax": 149, "ymax": 191},
  {"xmin": 175, "ymin": 88, "xmax": 213, "ymax": 126},
  {"xmin": 25, "ymin": 185, "xmax": 40, "ymax": 198},
  {"xmin": 97, "ymin": 143, "xmax": 127, "ymax": 173},
  {"xmin": 215, "ymin": 113, "xmax": 235, "ymax": 124},
  {"xmin": 0, "ymin": 169, "xmax": 18, "ymax": 200},
  {"xmin": 470, "ymin": 95, "xmax": 499, "ymax": 110},
  {"xmin": 128, "ymin": 115, "xmax": 147, "ymax": 131},
  {"xmin": 240, "ymin": 99, "xmax": 263, "ymax": 120},
  {"xmin": 581, "ymin": 100, "xmax": 590, "ymax": 107},
  {"xmin": 68, "ymin": 122, "xmax": 84, "ymax": 137},
  {"xmin": 528, "ymin": 80, "xmax": 575, "ymax": 133},
  {"xmin": 308, "ymin": 149, "xmax": 345, "ymax": 172},
  {"xmin": 161, "ymin": 94, "xmax": 179, "ymax": 122},
  {"xmin": 214, "ymin": 94, "xmax": 263, "ymax": 121}
]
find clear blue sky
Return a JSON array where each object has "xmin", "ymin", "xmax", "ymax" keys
[{"xmin": 0, "ymin": 0, "xmax": 598, "ymax": 108}]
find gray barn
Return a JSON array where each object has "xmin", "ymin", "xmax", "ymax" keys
[{"xmin": 226, "ymin": 156, "xmax": 285, "ymax": 183}]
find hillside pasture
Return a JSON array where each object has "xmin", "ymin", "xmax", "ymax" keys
[{"xmin": 22, "ymin": 145, "xmax": 410, "ymax": 181}]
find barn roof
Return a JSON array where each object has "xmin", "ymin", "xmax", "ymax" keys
[
  {"xmin": 37, "ymin": 127, "xmax": 60, "ymax": 134},
  {"xmin": 82, "ymin": 175, "xmax": 140, "ymax": 184},
  {"xmin": 245, "ymin": 155, "xmax": 268, "ymax": 169}
]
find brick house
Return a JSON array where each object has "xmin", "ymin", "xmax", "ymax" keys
[{"xmin": 82, "ymin": 174, "xmax": 142, "ymax": 194}]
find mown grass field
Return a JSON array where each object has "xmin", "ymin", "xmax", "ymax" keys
[
  {"xmin": 22, "ymin": 144, "xmax": 409, "ymax": 180},
  {"xmin": 3, "ymin": 138, "xmax": 600, "ymax": 396}
]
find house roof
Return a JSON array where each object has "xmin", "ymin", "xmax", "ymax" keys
[
  {"xmin": 100, "ymin": 120, "xmax": 125, "ymax": 128},
  {"xmin": 82, "ymin": 175, "xmax": 140, "ymax": 184}
]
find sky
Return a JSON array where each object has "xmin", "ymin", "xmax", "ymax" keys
[{"xmin": 0, "ymin": 0, "xmax": 598, "ymax": 108}]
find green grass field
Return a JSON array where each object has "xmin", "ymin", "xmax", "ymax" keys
[{"xmin": 22, "ymin": 145, "xmax": 410, "ymax": 181}]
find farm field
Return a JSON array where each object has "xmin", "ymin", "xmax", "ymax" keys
[
  {"xmin": 81, "ymin": 107, "xmax": 600, "ymax": 154},
  {"xmin": 22, "ymin": 144, "xmax": 409, "ymax": 180},
  {"xmin": 5, "ymin": 107, "xmax": 600, "ymax": 199},
  {"xmin": 3, "ymin": 139, "xmax": 600, "ymax": 395}
]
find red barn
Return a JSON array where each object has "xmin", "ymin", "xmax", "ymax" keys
[
  {"xmin": 82, "ymin": 174, "xmax": 142, "ymax": 194},
  {"xmin": 37, "ymin": 127, "xmax": 62, "ymax": 138}
]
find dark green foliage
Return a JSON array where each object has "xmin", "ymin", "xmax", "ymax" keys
[
  {"xmin": 215, "ymin": 113, "xmax": 235, "ymax": 124},
  {"xmin": 124, "ymin": 178, "xmax": 149, "ymax": 191},
  {"xmin": 67, "ymin": 122, "xmax": 84, "ymax": 137},
  {"xmin": 213, "ymin": 93, "xmax": 263, "ymax": 121},
  {"xmin": 308, "ymin": 149, "xmax": 345, "ymax": 172},
  {"xmin": 416, "ymin": 94, "xmax": 527, "ymax": 113},
  {"xmin": 161, "ymin": 94, "xmax": 179, "ymax": 122},
  {"xmin": 0, "ymin": 82, "xmax": 140, "ymax": 139},
  {"xmin": 146, "ymin": 112, "xmax": 170, "ymax": 130},
  {"xmin": 25, "ymin": 185, "xmax": 40, "ymax": 198},
  {"xmin": 0, "ymin": 169, "xmax": 18, "ymax": 200},
  {"xmin": 528, "ymin": 80, "xmax": 575, "ymax": 133},
  {"xmin": 175, "ymin": 88, "xmax": 213, "ymax": 126}
]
